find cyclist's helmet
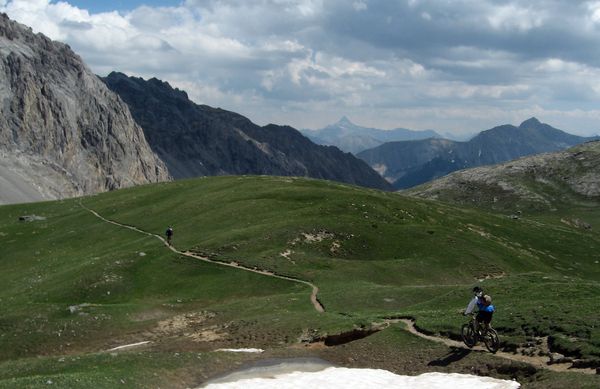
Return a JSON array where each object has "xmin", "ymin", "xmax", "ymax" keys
[{"xmin": 472, "ymin": 286, "xmax": 483, "ymax": 297}]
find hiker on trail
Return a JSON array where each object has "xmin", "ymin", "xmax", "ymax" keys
[
  {"xmin": 166, "ymin": 226, "xmax": 173, "ymax": 246},
  {"xmin": 464, "ymin": 286, "xmax": 495, "ymax": 332}
]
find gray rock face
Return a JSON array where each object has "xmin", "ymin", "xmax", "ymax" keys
[
  {"xmin": 0, "ymin": 14, "xmax": 169, "ymax": 203},
  {"xmin": 0, "ymin": 149, "xmax": 75, "ymax": 204}
]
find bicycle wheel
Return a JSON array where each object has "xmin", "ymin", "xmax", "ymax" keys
[
  {"xmin": 461, "ymin": 323, "xmax": 476, "ymax": 348},
  {"xmin": 483, "ymin": 328, "xmax": 499, "ymax": 353}
]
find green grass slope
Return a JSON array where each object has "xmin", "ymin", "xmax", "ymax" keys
[{"xmin": 1, "ymin": 176, "xmax": 599, "ymax": 387}]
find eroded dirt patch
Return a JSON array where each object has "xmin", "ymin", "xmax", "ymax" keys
[
  {"xmin": 154, "ymin": 311, "xmax": 223, "ymax": 342},
  {"xmin": 291, "ymin": 230, "xmax": 336, "ymax": 244},
  {"xmin": 288, "ymin": 229, "xmax": 349, "ymax": 257}
]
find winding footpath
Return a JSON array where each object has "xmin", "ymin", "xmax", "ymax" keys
[
  {"xmin": 81, "ymin": 203, "xmax": 596, "ymax": 375},
  {"xmin": 80, "ymin": 202, "xmax": 324, "ymax": 313}
]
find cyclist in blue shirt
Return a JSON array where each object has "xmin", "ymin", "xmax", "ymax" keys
[{"xmin": 464, "ymin": 286, "xmax": 495, "ymax": 333}]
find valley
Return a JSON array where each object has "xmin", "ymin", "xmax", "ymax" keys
[{"xmin": 0, "ymin": 176, "xmax": 598, "ymax": 388}]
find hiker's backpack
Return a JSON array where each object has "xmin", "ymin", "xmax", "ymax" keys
[{"xmin": 483, "ymin": 294, "xmax": 492, "ymax": 306}]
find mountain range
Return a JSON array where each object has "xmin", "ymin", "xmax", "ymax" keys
[
  {"xmin": 300, "ymin": 117, "xmax": 441, "ymax": 154},
  {"xmin": 357, "ymin": 118, "xmax": 598, "ymax": 190},
  {"xmin": 1, "ymin": 11, "xmax": 596, "ymax": 205},
  {"xmin": 0, "ymin": 12, "xmax": 391, "ymax": 205},
  {"xmin": 101, "ymin": 72, "xmax": 391, "ymax": 191}
]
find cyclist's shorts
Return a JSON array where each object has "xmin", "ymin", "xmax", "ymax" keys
[{"xmin": 477, "ymin": 311, "xmax": 493, "ymax": 324}]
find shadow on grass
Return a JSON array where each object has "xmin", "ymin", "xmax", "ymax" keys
[{"xmin": 427, "ymin": 347, "xmax": 472, "ymax": 367}]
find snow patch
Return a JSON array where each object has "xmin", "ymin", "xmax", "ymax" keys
[
  {"xmin": 372, "ymin": 163, "xmax": 387, "ymax": 176},
  {"xmin": 215, "ymin": 348, "xmax": 264, "ymax": 353},
  {"xmin": 106, "ymin": 341, "xmax": 151, "ymax": 352},
  {"xmin": 200, "ymin": 368, "xmax": 520, "ymax": 388}
]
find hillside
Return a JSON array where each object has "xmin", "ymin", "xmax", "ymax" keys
[
  {"xmin": 357, "ymin": 118, "xmax": 597, "ymax": 189},
  {"xmin": 1, "ymin": 176, "xmax": 599, "ymax": 387},
  {"xmin": 407, "ymin": 141, "xmax": 600, "ymax": 215},
  {"xmin": 0, "ymin": 14, "xmax": 168, "ymax": 205},
  {"xmin": 301, "ymin": 117, "xmax": 440, "ymax": 154},
  {"xmin": 102, "ymin": 73, "xmax": 392, "ymax": 191}
]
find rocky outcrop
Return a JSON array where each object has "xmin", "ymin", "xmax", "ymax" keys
[
  {"xmin": 102, "ymin": 72, "xmax": 392, "ymax": 191},
  {"xmin": 406, "ymin": 141, "xmax": 600, "ymax": 212},
  {"xmin": 357, "ymin": 118, "xmax": 597, "ymax": 189},
  {"xmin": 0, "ymin": 14, "xmax": 169, "ymax": 203}
]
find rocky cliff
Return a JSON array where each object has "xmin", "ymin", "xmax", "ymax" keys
[
  {"xmin": 0, "ymin": 14, "xmax": 169, "ymax": 203},
  {"xmin": 102, "ymin": 72, "xmax": 392, "ymax": 191}
]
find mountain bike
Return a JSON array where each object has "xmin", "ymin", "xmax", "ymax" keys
[{"xmin": 461, "ymin": 313, "xmax": 499, "ymax": 353}]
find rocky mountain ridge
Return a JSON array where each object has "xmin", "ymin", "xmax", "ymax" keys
[
  {"xmin": 357, "ymin": 118, "xmax": 597, "ymax": 189},
  {"xmin": 102, "ymin": 72, "xmax": 392, "ymax": 191},
  {"xmin": 0, "ymin": 13, "xmax": 169, "ymax": 204},
  {"xmin": 407, "ymin": 140, "xmax": 600, "ymax": 212}
]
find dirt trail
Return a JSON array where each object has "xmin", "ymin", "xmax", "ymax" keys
[
  {"xmin": 80, "ymin": 203, "xmax": 324, "ymax": 313},
  {"xmin": 394, "ymin": 319, "xmax": 597, "ymax": 375},
  {"xmin": 81, "ymin": 203, "xmax": 595, "ymax": 375}
]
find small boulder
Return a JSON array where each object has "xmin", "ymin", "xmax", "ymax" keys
[
  {"xmin": 573, "ymin": 218, "xmax": 592, "ymax": 230},
  {"xmin": 549, "ymin": 352, "xmax": 565, "ymax": 364},
  {"xmin": 19, "ymin": 215, "xmax": 46, "ymax": 222}
]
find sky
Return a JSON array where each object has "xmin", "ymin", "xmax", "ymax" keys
[
  {"xmin": 200, "ymin": 367, "xmax": 521, "ymax": 389},
  {"xmin": 64, "ymin": 1, "xmax": 182, "ymax": 13},
  {"xmin": 2, "ymin": 0, "xmax": 600, "ymax": 136}
]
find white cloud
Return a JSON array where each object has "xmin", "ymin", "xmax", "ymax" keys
[
  {"xmin": 423, "ymin": 83, "xmax": 531, "ymax": 100},
  {"xmin": 2, "ymin": 0, "xmax": 600, "ymax": 135},
  {"xmin": 588, "ymin": 1, "xmax": 600, "ymax": 23},
  {"xmin": 260, "ymin": 70, "xmax": 277, "ymax": 92},
  {"xmin": 285, "ymin": 52, "xmax": 385, "ymax": 91},
  {"xmin": 535, "ymin": 58, "xmax": 581, "ymax": 73},
  {"xmin": 287, "ymin": 0, "xmax": 323, "ymax": 17},
  {"xmin": 261, "ymin": 39, "xmax": 305, "ymax": 53},
  {"xmin": 352, "ymin": 1, "xmax": 367, "ymax": 12},
  {"xmin": 487, "ymin": 4, "xmax": 546, "ymax": 31}
]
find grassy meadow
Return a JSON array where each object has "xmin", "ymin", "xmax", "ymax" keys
[{"xmin": 0, "ymin": 175, "xmax": 599, "ymax": 388}]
